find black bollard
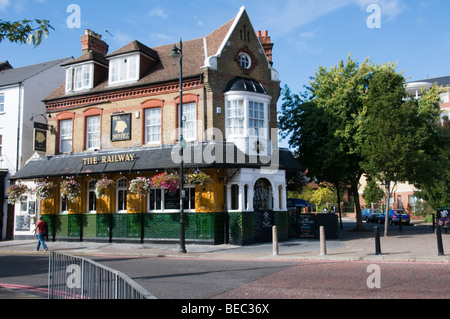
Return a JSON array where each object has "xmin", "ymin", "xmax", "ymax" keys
[
  {"xmin": 375, "ymin": 226, "xmax": 382, "ymax": 255},
  {"xmin": 436, "ymin": 225, "xmax": 444, "ymax": 256}
]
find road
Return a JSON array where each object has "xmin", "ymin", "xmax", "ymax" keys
[{"xmin": 1, "ymin": 254, "xmax": 448, "ymax": 300}]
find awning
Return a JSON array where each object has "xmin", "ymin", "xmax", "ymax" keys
[
  {"xmin": 287, "ymin": 198, "xmax": 314, "ymax": 208},
  {"xmin": 12, "ymin": 143, "xmax": 303, "ymax": 180}
]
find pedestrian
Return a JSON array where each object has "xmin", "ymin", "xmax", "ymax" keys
[{"xmin": 33, "ymin": 216, "xmax": 48, "ymax": 251}]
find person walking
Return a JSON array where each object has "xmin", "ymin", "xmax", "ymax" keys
[{"xmin": 33, "ymin": 216, "xmax": 48, "ymax": 251}]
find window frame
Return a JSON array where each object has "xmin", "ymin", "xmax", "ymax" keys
[
  {"xmin": 145, "ymin": 107, "xmax": 162, "ymax": 145},
  {"xmin": 238, "ymin": 52, "xmax": 251, "ymax": 69},
  {"xmin": 108, "ymin": 53, "xmax": 140, "ymax": 86},
  {"xmin": 59, "ymin": 119, "xmax": 73, "ymax": 153},
  {"xmin": 179, "ymin": 102, "xmax": 197, "ymax": 142},
  {"xmin": 87, "ymin": 179, "xmax": 97, "ymax": 213},
  {"xmin": 116, "ymin": 177, "xmax": 128, "ymax": 213},
  {"xmin": 86, "ymin": 115, "xmax": 101, "ymax": 150},
  {"xmin": 0, "ymin": 94, "xmax": 4, "ymax": 112},
  {"xmin": 65, "ymin": 63, "xmax": 94, "ymax": 93},
  {"xmin": 224, "ymin": 91, "xmax": 270, "ymax": 139},
  {"xmin": 147, "ymin": 185, "xmax": 195, "ymax": 213}
]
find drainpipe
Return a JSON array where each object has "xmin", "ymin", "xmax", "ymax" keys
[{"xmin": 16, "ymin": 82, "xmax": 23, "ymax": 173}]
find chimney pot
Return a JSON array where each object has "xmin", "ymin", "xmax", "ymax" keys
[
  {"xmin": 81, "ymin": 29, "xmax": 109, "ymax": 56},
  {"xmin": 257, "ymin": 30, "xmax": 274, "ymax": 62}
]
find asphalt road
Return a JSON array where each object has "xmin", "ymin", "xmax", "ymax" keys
[{"xmin": 0, "ymin": 253, "xmax": 449, "ymax": 301}]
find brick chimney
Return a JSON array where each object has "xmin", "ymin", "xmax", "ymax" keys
[
  {"xmin": 81, "ymin": 29, "xmax": 108, "ymax": 55},
  {"xmin": 257, "ymin": 30, "xmax": 274, "ymax": 62}
]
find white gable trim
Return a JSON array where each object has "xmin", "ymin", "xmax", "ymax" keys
[{"xmin": 215, "ymin": 6, "xmax": 246, "ymax": 57}]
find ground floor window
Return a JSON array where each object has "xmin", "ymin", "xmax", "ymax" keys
[
  {"xmin": 117, "ymin": 178, "xmax": 127, "ymax": 213},
  {"xmin": 87, "ymin": 179, "xmax": 97, "ymax": 213},
  {"xmin": 148, "ymin": 186, "xmax": 195, "ymax": 212}
]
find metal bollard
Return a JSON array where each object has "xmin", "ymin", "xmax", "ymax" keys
[
  {"xmin": 319, "ymin": 226, "xmax": 327, "ymax": 255},
  {"xmin": 272, "ymin": 226, "xmax": 279, "ymax": 256},
  {"xmin": 374, "ymin": 226, "xmax": 382, "ymax": 255},
  {"xmin": 436, "ymin": 225, "xmax": 445, "ymax": 256}
]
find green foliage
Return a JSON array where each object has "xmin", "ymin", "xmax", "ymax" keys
[
  {"xmin": 362, "ymin": 178, "xmax": 384, "ymax": 205},
  {"xmin": 279, "ymin": 54, "xmax": 448, "ymax": 231},
  {"xmin": 0, "ymin": 19, "xmax": 54, "ymax": 47}
]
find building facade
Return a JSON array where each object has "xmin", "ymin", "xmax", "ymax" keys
[
  {"xmin": 12, "ymin": 7, "xmax": 301, "ymax": 245},
  {"xmin": 0, "ymin": 58, "xmax": 72, "ymax": 240}
]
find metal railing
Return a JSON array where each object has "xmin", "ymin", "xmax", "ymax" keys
[{"xmin": 48, "ymin": 252, "xmax": 156, "ymax": 299}]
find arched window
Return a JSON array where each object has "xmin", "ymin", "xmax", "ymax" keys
[
  {"xmin": 253, "ymin": 178, "xmax": 273, "ymax": 211},
  {"xmin": 116, "ymin": 177, "xmax": 127, "ymax": 213}
]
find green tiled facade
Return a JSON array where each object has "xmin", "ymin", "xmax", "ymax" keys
[{"xmin": 42, "ymin": 211, "xmax": 288, "ymax": 246}]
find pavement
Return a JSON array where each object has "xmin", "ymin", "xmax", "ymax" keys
[{"xmin": 0, "ymin": 218, "xmax": 449, "ymax": 299}]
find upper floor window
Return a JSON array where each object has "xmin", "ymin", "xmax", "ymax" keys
[
  {"xmin": 59, "ymin": 119, "xmax": 73, "ymax": 153},
  {"xmin": 180, "ymin": 102, "xmax": 196, "ymax": 141},
  {"xmin": 109, "ymin": 54, "xmax": 139, "ymax": 85},
  {"xmin": 65, "ymin": 63, "xmax": 93, "ymax": 93},
  {"xmin": 249, "ymin": 101, "xmax": 265, "ymax": 137},
  {"xmin": 86, "ymin": 115, "xmax": 101, "ymax": 150},
  {"xmin": 227, "ymin": 99, "xmax": 244, "ymax": 135},
  {"xmin": 145, "ymin": 108, "xmax": 161, "ymax": 144},
  {"xmin": 225, "ymin": 93, "xmax": 269, "ymax": 139},
  {"xmin": 0, "ymin": 94, "xmax": 4, "ymax": 112},
  {"xmin": 238, "ymin": 52, "xmax": 251, "ymax": 69}
]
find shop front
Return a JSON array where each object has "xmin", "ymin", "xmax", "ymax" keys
[{"xmin": 11, "ymin": 143, "xmax": 300, "ymax": 245}]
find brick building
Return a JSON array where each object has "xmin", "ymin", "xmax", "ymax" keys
[{"xmin": 12, "ymin": 7, "xmax": 301, "ymax": 245}]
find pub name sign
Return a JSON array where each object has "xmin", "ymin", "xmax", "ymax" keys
[{"xmin": 82, "ymin": 153, "xmax": 136, "ymax": 166}]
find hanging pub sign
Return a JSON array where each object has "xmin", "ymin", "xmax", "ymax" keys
[
  {"xmin": 33, "ymin": 122, "xmax": 48, "ymax": 152},
  {"xmin": 111, "ymin": 113, "xmax": 131, "ymax": 141}
]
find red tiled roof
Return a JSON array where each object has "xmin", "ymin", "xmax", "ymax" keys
[{"xmin": 45, "ymin": 14, "xmax": 236, "ymax": 103}]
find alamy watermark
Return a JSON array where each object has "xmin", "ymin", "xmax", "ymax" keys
[
  {"xmin": 367, "ymin": 4, "xmax": 382, "ymax": 29},
  {"xmin": 67, "ymin": 4, "xmax": 81, "ymax": 29},
  {"xmin": 366, "ymin": 264, "xmax": 381, "ymax": 289}
]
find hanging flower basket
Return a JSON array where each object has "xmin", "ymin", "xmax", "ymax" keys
[
  {"xmin": 6, "ymin": 183, "xmax": 29, "ymax": 204},
  {"xmin": 34, "ymin": 181, "xmax": 55, "ymax": 200},
  {"xmin": 151, "ymin": 173, "xmax": 179, "ymax": 192},
  {"xmin": 186, "ymin": 171, "xmax": 211, "ymax": 185},
  {"xmin": 129, "ymin": 177, "xmax": 152, "ymax": 196},
  {"xmin": 60, "ymin": 179, "xmax": 81, "ymax": 202},
  {"xmin": 95, "ymin": 178, "xmax": 115, "ymax": 198}
]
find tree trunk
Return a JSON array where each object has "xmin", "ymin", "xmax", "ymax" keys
[
  {"xmin": 384, "ymin": 182, "xmax": 391, "ymax": 237},
  {"xmin": 351, "ymin": 181, "xmax": 365, "ymax": 231}
]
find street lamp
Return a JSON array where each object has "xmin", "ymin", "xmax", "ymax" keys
[{"xmin": 170, "ymin": 40, "xmax": 187, "ymax": 254}]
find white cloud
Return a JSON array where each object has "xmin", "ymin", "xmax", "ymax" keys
[
  {"xmin": 261, "ymin": 0, "xmax": 405, "ymax": 35},
  {"xmin": 0, "ymin": 0, "xmax": 10, "ymax": 11},
  {"xmin": 264, "ymin": 0, "xmax": 354, "ymax": 34},
  {"xmin": 354, "ymin": 0, "xmax": 406, "ymax": 21},
  {"xmin": 148, "ymin": 7, "xmax": 168, "ymax": 19},
  {"xmin": 296, "ymin": 31, "xmax": 323, "ymax": 55}
]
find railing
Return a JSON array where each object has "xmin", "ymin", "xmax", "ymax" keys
[{"xmin": 48, "ymin": 252, "xmax": 156, "ymax": 299}]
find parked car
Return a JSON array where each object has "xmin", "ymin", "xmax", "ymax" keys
[
  {"xmin": 361, "ymin": 209, "xmax": 382, "ymax": 223},
  {"xmin": 378, "ymin": 209, "xmax": 410, "ymax": 225}
]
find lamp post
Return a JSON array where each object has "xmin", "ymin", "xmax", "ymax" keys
[{"xmin": 170, "ymin": 40, "xmax": 187, "ymax": 254}]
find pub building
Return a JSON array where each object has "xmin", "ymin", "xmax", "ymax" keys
[{"xmin": 12, "ymin": 7, "xmax": 302, "ymax": 245}]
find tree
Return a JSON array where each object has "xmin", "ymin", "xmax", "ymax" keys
[
  {"xmin": 280, "ymin": 55, "xmax": 374, "ymax": 231},
  {"xmin": 360, "ymin": 66, "xmax": 444, "ymax": 236},
  {"xmin": 414, "ymin": 118, "xmax": 450, "ymax": 209},
  {"xmin": 0, "ymin": 19, "xmax": 53, "ymax": 47},
  {"xmin": 362, "ymin": 178, "xmax": 384, "ymax": 207}
]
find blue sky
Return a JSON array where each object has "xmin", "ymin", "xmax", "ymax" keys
[
  {"xmin": 1, "ymin": 0, "xmax": 449, "ymax": 93},
  {"xmin": 1, "ymin": 0, "xmax": 449, "ymax": 128}
]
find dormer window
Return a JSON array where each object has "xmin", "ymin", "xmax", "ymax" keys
[
  {"xmin": 109, "ymin": 54, "xmax": 139, "ymax": 85},
  {"xmin": 65, "ymin": 63, "xmax": 94, "ymax": 93}
]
